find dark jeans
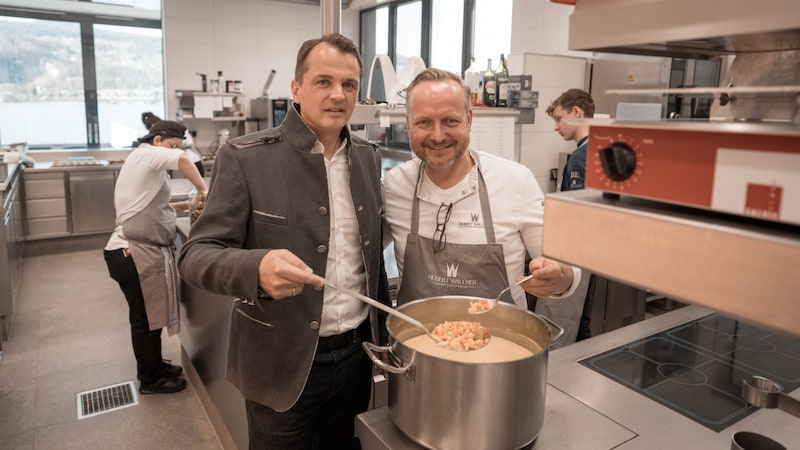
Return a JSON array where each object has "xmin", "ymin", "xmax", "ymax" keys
[
  {"xmin": 576, "ymin": 274, "xmax": 597, "ymax": 341},
  {"xmin": 245, "ymin": 337, "xmax": 373, "ymax": 450},
  {"xmin": 103, "ymin": 248, "xmax": 164, "ymax": 383}
]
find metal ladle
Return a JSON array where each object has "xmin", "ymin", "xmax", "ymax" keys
[
  {"xmin": 317, "ymin": 278, "xmax": 436, "ymax": 341},
  {"xmin": 741, "ymin": 375, "xmax": 800, "ymax": 419}
]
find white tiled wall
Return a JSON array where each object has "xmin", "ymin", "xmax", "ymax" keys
[
  {"xmin": 163, "ymin": 0, "xmax": 359, "ymax": 150},
  {"xmin": 509, "ymin": 0, "xmax": 594, "ymax": 192}
]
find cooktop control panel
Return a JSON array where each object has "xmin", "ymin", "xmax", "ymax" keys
[{"xmin": 585, "ymin": 122, "xmax": 800, "ymax": 226}]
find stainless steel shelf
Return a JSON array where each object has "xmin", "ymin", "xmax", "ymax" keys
[
  {"xmin": 180, "ymin": 115, "xmax": 247, "ymax": 122},
  {"xmin": 350, "ymin": 104, "xmax": 520, "ymax": 126},
  {"xmin": 542, "ymin": 189, "xmax": 800, "ymax": 337}
]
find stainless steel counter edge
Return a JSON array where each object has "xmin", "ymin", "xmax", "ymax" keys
[
  {"xmin": 0, "ymin": 163, "xmax": 21, "ymax": 192},
  {"xmin": 26, "ymin": 162, "xmax": 123, "ymax": 173},
  {"xmin": 175, "ymin": 216, "xmax": 248, "ymax": 450}
]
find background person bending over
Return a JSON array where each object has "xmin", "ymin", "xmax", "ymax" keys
[
  {"xmin": 104, "ymin": 120, "xmax": 207, "ymax": 394},
  {"xmin": 383, "ymin": 68, "xmax": 580, "ymax": 308},
  {"xmin": 178, "ymin": 33, "xmax": 390, "ymax": 449}
]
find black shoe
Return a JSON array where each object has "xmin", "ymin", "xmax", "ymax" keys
[
  {"xmin": 139, "ymin": 376, "xmax": 187, "ymax": 395},
  {"xmin": 162, "ymin": 359, "xmax": 183, "ymax": 378}
]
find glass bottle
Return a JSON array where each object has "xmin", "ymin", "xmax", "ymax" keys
[
  {"xmin": 188, "ymin": 188, "xmax": 204, "ymax": 225},
  {"xmin": 464, "ymin": 57, "xmax": 481, "ymax": 106},
  {"xmin": 482, "ymin": 58, "xmax": 496, "ymax": 107},
  {"xmin": 217, "ymin": 70, "xmax": 225, "ymax": 93},
  {"xmin": 495, "ymin": 54, "xmax": 509, "ymax": 107}
]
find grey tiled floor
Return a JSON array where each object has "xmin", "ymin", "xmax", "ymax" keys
[{"xmin": 0, "ymin": 248, "xmax": 222, "ymax": 449}]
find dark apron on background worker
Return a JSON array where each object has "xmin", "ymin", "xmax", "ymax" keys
[
  {"xmin": 121, "ymin": 176, "xmax": 180, "ymax": 335},
  {"xmin": 397, "ymin": 160, "xmax": 509, "ymax": 305}
]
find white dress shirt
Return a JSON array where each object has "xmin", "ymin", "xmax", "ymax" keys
[{"xmin": 312, "ymin": 139, "xmax": 369, "ymax": 336}]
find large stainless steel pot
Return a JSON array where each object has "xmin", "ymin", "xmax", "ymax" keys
[{"xmin": 363, "ymin": 296, "xmax": 563, "ymax": 450}]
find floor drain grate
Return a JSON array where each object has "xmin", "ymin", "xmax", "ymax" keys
[{"xmin": 76, "ymin": 381, "xmax": 138, "ymax": 420}]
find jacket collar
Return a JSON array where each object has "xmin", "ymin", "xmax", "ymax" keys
[{"xmin": 281, "ymin": 102, "xmax": 352, "ymax": 153}]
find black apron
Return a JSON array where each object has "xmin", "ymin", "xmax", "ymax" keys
[{"xmin": 396, "ymin": 160, "xmax": 509, "ymax": 305}]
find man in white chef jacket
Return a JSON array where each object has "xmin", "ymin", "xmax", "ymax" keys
[{"xmin": 383, "ymin": 68, "xmax": 580, "ymax": 307}]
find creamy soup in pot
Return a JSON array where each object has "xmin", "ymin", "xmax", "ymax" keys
[{"xmin": 403, "ymin": 333, "xmax": 537, "ymax": 363}]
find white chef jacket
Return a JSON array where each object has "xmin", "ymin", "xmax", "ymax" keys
[
  {"xmin": 105, "ymin": 143, "xmax": 182, "ymax": 251},
  {"xmin": 383, "ymin": 149, "xmax": 580, "ymax": 307}
]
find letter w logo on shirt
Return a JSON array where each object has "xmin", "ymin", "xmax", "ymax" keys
[
  {"xmin": 446, "ymin": 264, "xmax": 459, "ymax": 278},
  {"xmin": 471, "ymin": 213, "xmax": 480, "ymax": 222}
]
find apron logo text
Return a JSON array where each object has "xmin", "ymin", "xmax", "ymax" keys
[
  {"xmin": 427, "ymin": 273, "xmax": 479, "ymax": 288},
  {"xmin": 446, "ymin": 263, "xmax": 459, "ymax": 277},
  {"xmin": 459, "ymin": 212, "xmax": 484, "ymax": 229}
]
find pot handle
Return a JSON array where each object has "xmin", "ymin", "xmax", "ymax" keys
[
  {"xmin": 540, "ymin": 314, "xmax": 565, "ymax": 345},
  {"xmin": 362, "ymin": 342, "xmax": 411, "ymax": 375}
]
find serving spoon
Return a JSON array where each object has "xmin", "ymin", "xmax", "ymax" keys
[
  {"xmin": 469, "ymin": 274, "xmax": 534, "ymax": 314},
  {"xmin": 316, "ymin": 277, "xmax": 436, "ymax": 341}
]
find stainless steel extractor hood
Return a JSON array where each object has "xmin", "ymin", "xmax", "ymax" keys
[{"xmin": 568, "ymin": 0, "xmax": 800, "ymax": 58}]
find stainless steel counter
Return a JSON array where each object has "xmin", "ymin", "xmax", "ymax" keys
[
  {"xmin": 170, "ymin": 177, "xmax": 211, "ymax": 202},
  {"xmin": 175, "ymin": 217, "xmax": 246, "ymax": 450},
  {"xmin": 547, "ymin": 305, "xmax": 800, "ymax": 449},
  {"xmin": 356, "ymin": 305, "xmax": 800, "ymax": 449},
  {"xmin": 0, "ymin": 163, "xmax": 20, "ymax": 192}
]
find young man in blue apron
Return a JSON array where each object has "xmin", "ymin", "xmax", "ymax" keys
[{"xmin": 384, "ymin": 68, "xmax": 580, "ymax": 307}]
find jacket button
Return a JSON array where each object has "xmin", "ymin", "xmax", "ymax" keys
[
  {"xmin": 317, "ymin": 244, "xmax": 327, "ymax": 254},
  {"xmin": 357, "ymin": 205, "xmax": 364, "ymax": 212},
  {"xmin": 318, "ymin": 206, "xmax": 328, "ymax": 215},
  {"xmin": 363, "ymin": 240, "xmax": 370, "ymax": 247},
  {"xmin": 309, "ymin": 321, "xmax": 320, "ymax": 330}
]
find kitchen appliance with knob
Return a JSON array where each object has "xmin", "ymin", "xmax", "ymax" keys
[
  {"xmin": 585, "ymin": 121, "xmax": 800, "ymax": 226},
  {"xmin": 543, "ymin": 0, "xmax": 800, "ymax": 339}
]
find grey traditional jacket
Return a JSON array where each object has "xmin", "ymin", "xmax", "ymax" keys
[{"xmin": 177, "ymin": 103, "xmax": 389, "ymax": 411}]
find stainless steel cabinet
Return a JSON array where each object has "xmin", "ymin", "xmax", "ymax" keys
[
  {"xmin": 23, "ymin": 171, "xmax": 68, "ymax": 239},
  {"xmin": 1, "ymin": 170, "xmax": 23, "ymax": 340},
  {"xmin": 69, "ymin": 171, "xmax": 116, "ymax": 234}
]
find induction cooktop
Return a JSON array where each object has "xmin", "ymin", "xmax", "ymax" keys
[{"xmin": 580, "ymin": 313, "xmax": 800, "ymax": 431}]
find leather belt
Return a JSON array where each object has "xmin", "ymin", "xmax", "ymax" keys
[{"xmin": 317, "ymin": 329, "xmax": 360, "ymax": 352}]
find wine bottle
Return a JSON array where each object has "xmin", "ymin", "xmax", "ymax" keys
[
  {"xmin": 495, "ymin": 54, "xmax": 509, "ymax": 107},
  {"xmin": 482, "ymin": 58, "xmax": 496, "ymax": 107}
]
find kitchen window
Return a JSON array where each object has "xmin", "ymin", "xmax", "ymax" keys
[
  {"xmin": 94, "ymin": 24, "xmax": 164, "ymax": 149},
  {"xmin": 359, "ymin": 0, "xmax": 511, "ymax": 91},
  {"xmin": 0, "ymin": 1, "xmax": 162, "ymax": 150},
  {"xmin": 430, "ymin": 0, "xmax": 464, "ymax": 75},
  {"xmin": 472, "ymin": 0, "xmax": 512, "ymax": 73},
  {"xmin": 394, "ymin": 0, "xmax": 423, "ymax": 77}
]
